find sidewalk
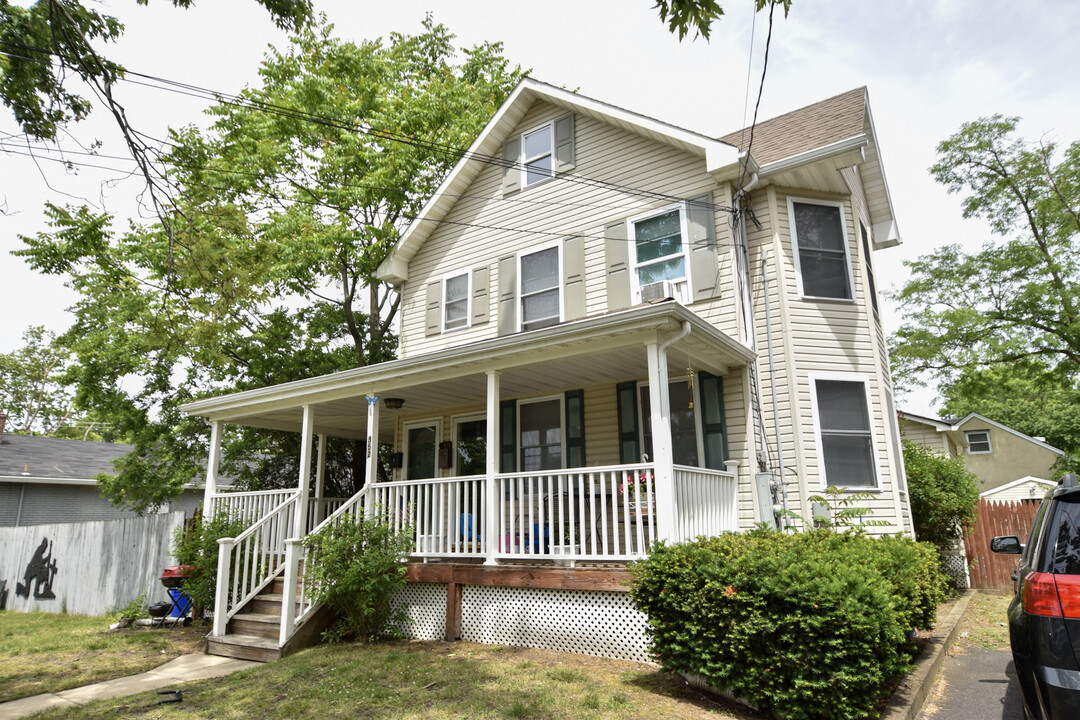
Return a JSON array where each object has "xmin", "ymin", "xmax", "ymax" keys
[{"xmin": 0, "ymin": 654, "xmax": 259, "ymax": 720}]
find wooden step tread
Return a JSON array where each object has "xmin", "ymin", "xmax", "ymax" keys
[
  {"xmin": 209, "ymin": 633, "xmax": 279, "ymax": 650},
  {"xmin": 231, "ymin": 612, "xmax": 280, "ymax": 625}
]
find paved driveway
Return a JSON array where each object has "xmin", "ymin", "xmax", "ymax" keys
[{"xmin": 918, "ymin": 647, "xmax": 1025, "ymax": 720}]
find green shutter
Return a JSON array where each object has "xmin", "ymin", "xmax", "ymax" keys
[
  {"xmin": 616, "ymin": 381, "xmax": 641, "ymax": 464},
  {"xmin": 565, "ymin": 389, "xmax": 586, "ymax": 467},
  {"xmin": 605, "ymin": 220, "xmax": 631, "ymax": 312},
  {"xmin": 553, "ymin": 113, "xmax": 575, "ymax": 172},
  {"xmin": 687, "ymin": 192, "xmax": 721, "ymax": 302},
  {"xmin": 563, "ymin": 235, "xmax": 586, "ymax": 321},
  {"xmin": 425, "ymin": 281, "xmax": 441, "ymax": 336},
  {"xmin": 502, "ymin": 138, "xmax": 521, "ymax": 195},
  {"xmin": 472, "ymin": 265, "xmax": 490, "ymax": 325},
  {"xmin": 499, "ymin": 399, "xmax": 517, "ymax": 473},
  {"xmin": 497, "ymin": 255, "xmax": 516, "ymax": 336},
  {"xmin": 699, "ymin": 371, "xmax": 729, "ymax": 469}
]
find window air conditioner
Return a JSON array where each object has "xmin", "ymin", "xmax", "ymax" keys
[{"xmin": 640, "ymin": 280, "xmax": 676, "ymax": 304}]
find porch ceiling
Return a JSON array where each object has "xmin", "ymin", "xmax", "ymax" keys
[{"xmin": 181, "ymin": 302, "xmax": 755, "ymax": 441}]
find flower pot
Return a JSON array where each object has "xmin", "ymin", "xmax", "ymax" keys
[{"xmin": 552, "ymin": 544, "xmax": 580, "ymax": 566}]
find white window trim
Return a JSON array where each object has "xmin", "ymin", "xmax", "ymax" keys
[
  {"xmin": 520, "ymin": 120, "xmax": 554, "ymax": 189},
  {"xmin": 441, "ymin": 269, "xmax": 472, "ymax": 333},
  {"xmin": 516, "ymin": 241, "xmax": 563, "ymax": 333},
  {"xmin": 808, "ymin": 373, "xmax": 882, "ymax": 491},
  {"xmin": 517, "ymin": 394, "xmax": 566, "ymax": 471},
  {"xmin": 402, "ymin": 418, "xmax": 442, "ymax": 480},
  {"xmin": 788, "ymin": 196, "xmax": 855, "ymax": 303},
  {"xmin": 627, "ymin": 202, "xmax": 693, "ymax": 304},
  {"xmin": 966, "ymin": 430, "xmax": 993, "ymax": 454},
  {"xmin": 451, "ymin": 412, "xmax": 486, "ymax": 477},
  {"xmin": 636, "ymin": 377, "xmax": 705, "ymax": 467}
]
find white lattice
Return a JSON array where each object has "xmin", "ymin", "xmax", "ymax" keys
[
  {"xmin": 391, "ymin": 583, "xmax": 446, "ymax": 640},
  {"xmin": 461, "ymin": 586, "xmax": 651, "ymax": 664}
]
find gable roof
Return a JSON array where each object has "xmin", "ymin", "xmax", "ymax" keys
[
  {"xmin": 953, "ymin": 413, "xmax": 1066, "ymax": 456},
  {"xmin": 897, "ymin": 409, "xmax": 956, "ymax": 433},
  {"xmin": 0, "ymin": 434, "xmax": 131, "ymax": 482},
  {"xmin": 376, "ymin": 78, "xmax": 742, "ymax": 284},
  {"xmin": 980, "ymin": 475, "xmax": 1056, "ymax": 498}
]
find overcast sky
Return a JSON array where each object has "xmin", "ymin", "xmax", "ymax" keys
[{"xmin": 2, "ymin": 0, "xmax": 1078, "ymax": 416}]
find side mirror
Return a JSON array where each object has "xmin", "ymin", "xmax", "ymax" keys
[{"xmin": 991, "ymin": 535, "xmax": 1022, "ymax": 554}]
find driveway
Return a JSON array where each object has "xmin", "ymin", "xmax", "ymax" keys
[{"xmin": 918, "ymin": 646, "xmax": 1025, "ymax": 720}]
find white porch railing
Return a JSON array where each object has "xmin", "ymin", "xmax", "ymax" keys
[
  {"xmin": 672, "ymin": 463, "xmax": 739, "ymax": 541},
  {"xmin": 212, "ymin": 489, "xmax": 296, "ymax": 524},
  {"xmin": 305, "ymin": 497, "xmax": 349, "ymax": 531},
  {"xmin": 212, "ymin": 491, "xmax": 299, "ymax": 637}
]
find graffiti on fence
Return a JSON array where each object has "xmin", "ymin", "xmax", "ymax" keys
[{"xmin": 15, "ymin": 537, "xmax": 58, "ymax": 600}]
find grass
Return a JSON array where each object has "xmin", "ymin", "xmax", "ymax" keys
[
  {"xmin": 0, "ymin": 612, "xmax": 206, "ymax": 702},
  {"xmin": 955, "ymin": 591, "xmax": 1012, "ymax": 651},
  {"xmin": 24, "ymin": 640, "xmax": 763, "ymax": 719}
]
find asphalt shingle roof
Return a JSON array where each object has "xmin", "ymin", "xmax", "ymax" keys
[{"xmin": 0, "ymin": 433, "xmax": 131, "ymax": 479}]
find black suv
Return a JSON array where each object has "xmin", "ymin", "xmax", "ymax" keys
[{"xmin": 993, "ymin": 473, "xmax": 1080, "ymax": 720}]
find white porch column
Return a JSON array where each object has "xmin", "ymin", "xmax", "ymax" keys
[
  {"xmin": 202, "ymin": 420, "xmax": 223, "ymax": 521},
  {"xmin": 484, "ymin": 370, "xmax": 500, "ymax": 566},
  {"xmin": 364, "ymin": 396, "xmax": 380, "ymax": 517},
  {"xmin": 314, "ymin": 433, "xmax": 327, "ymax": 526},
  {"xmin": 645, "ymin": 341, "xmax": 677, "ymax": 541},
  {"xmin": 293, "ymin": 405, "xmax": 314, "ymax": 538}
]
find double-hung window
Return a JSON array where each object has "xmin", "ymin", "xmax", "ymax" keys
[
  {"xmin": 522, "ymin": 122, "xmax": 553, "ymax": 187},
  {"xmin": 443, "ymin": 272, "xmax": 470, "ymax": 331},
  {"xmin": 638, "ymin": 380, "xmax": 700, "ymax": 466},
  {"xmin": 519, "ymin": 244, "xmax": 561, "ymax": 332},
  {"xmin": 790, "ymin": 198, "xmax": 852, "ymax": 300},
  {"xmin": 812, "ymin": 377, "xmax": 878, "ymax": 488},
  {"xmin": 966, "ymin": 430, "xmax": 992, "ymax": 454},
  {"xmin": 630, "ymin": 204, "xmax": 690, "ymax": 302},
  {"xmin": 519, "ymin": 396, "xmax": 564, "ymax": 472}
]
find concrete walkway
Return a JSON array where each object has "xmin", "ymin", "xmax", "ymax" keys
[
  {"xmin": 916, "ymin": 647, "xmax": 1025, "ymax": 720},
  {"xmin": 0, "ymin": 654, "xmax": 259, "ymax": 719}
]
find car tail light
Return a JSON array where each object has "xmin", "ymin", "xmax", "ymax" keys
[{"xmin": 1023, "ymin": 572, "xmax": 1080, "ymax": 619}]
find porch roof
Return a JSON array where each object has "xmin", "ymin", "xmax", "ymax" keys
[{"xmin": 180, "ymin": 302, "xmax": 755, "ymax": 441}]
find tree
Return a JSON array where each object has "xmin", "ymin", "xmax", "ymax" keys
[
  {"xmin": 901, "ymin": 440, "xmax": 979, "ymax": 550},
  {"xmin": 0, "ymin": 325, "xmax": 73, "ymax": 434},
  {"xmin": 16, "ymin": 19, "xmax": 522, "ymax": 513},
  {"xmin": 891, "ymin": 116, "xmax": 1080, "ymax": 390},
  {"xmin": 652, "ymin": 0, "xmax": 791, "ymax": 41}
]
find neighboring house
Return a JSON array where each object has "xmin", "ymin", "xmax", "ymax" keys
[
  {"xmin": 0, "ymin": 416, "xmax": 204, "ymax": 526},
  {"xmin": 981, "ymin": 476, "xmax": 1057, "ymax": 502},
  {"xmin": 899, "ymin": 409, "xmax": 1065, "ymax": 494},
  {"xmin": 181, "ymin": 80, "xmax": 912, "ymax": 661}
]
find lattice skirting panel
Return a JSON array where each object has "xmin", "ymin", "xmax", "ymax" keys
[
  {"xmin": 392, "ymin": 583, "xmax": 446, "ymax": 641},
  {"xmin": 461, "ymin": 586, "xmax": 652, "ymax": 664}
]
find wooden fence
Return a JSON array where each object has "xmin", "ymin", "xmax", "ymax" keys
[{"xmin": 965, "ymin": 498, "xmax": 1042, "ymax": 591}]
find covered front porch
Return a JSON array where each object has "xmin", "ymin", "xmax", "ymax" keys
[{"xmin": 181, "ymin": 302, "xmax": 758, "ymax": 651}]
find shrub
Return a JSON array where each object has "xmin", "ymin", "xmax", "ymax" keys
[
  {"xmin": 171, "ymin": 512, "xmax": 248, "ymax": 620},
  {"xmin": 302, "ymin": 512, "xmax": 414, "ymax": 642},
  {"xmin": 629, "ymin": 529, "xmax": 948, "ymax": 720},
  {"xmin": 902, "ymin": 440, "xmax": 980, "ymax": 548}
]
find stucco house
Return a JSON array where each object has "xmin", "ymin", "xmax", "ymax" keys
[{"xmin": 181, "ymin": 80, "xmax": 912, "ymax": 662}]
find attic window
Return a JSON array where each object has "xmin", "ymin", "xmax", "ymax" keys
[
  {"xmin": 523, "ymin": 123, "xmax": 553, "ymax": 186},
  {"xmin": 966, "ymin": 430, "xmax": 992, "ymax": 454},
  {"xmin": 790, "ymin": 198, "xmax": 853, "ymax": 301}
]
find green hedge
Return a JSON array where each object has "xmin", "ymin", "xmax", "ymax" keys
[{"xmin": 629, "ymin": 529, "xmax": 947, "ymax": 720}]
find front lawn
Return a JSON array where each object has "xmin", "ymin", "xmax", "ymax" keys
[
  {"xmin": 955, "ymin": 591, "xmax": 1012, "ymax": 651},
  {"xmin": 0, "ymin": 612, "xmax": 206, "ymax": 701},
  {"xmin": 26, "ymin": 640, "xmax": 762, "ymax": 719}
]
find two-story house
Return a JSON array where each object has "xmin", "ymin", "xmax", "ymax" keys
[{"xmin": 182, "ymin": 80, "xmax": 912, "ymax": 662}]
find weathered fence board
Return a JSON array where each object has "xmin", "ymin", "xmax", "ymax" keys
[
  {"xmin": 965, "ymin": 498, "xmax": 1041, "ymax": 591},
  {"xmin": 0, "ymin": 511, "xmax": 186, "ymax": 615}
]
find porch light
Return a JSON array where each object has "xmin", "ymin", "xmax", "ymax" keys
[{"xmin": 383, "ymin": 398, "xmax": 405, "ymax": 410}]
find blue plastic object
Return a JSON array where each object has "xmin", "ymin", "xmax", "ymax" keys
[{"xmin": 167, "ymin": 587, "xmax": 192, "ymax": 617}]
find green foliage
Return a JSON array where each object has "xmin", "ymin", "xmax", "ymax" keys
[
  {"xmin": 652, "ymin": 0, "xmax": 791, "ymax": 41},
  {"xmin": 798, "ymin": 485, "xmax": 889, "ymax": 530},
  {"xmin": 303, "ymin": 511, "xmax": 414, "ymax": 642},
  {"xmin": 171, "ymin": 512, "xmax": 248, "ymax": 620},
  {"xmin": 891, "ymin": 115, "xmax": 1080, "ymax": 393},
  {"xmin": 0, "ymin": 325, "xmax": 72, "ymax": 435},
  {"xmin": 629, "ymin": 530, "xmax": 947, "ymax": 720},
  {"xmin": 15, "ymin": 18, "xmax": 521, "ymax": 513},
  {"xmin": 117, "ymin": 591, "xmax": 147, "ymax": 621},
  {"xmin": 902, "ymin": 440, "xmax": 980, "ymax": 549}
]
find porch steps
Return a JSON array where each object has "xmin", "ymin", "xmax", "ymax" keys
[{"xmin": 207, "ymin": 571, "xmax": 335, "ymax": 664}]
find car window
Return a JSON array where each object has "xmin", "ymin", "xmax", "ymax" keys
[
  {"xmin": 1052, "ymin": 498, "xmax": 1080, "ymax": 575},
  {"xmin": 1025, "ymin": 498, "xmax": 1052, "ymax": 567}
]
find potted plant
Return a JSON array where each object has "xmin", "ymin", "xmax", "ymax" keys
[
  {"xmin": 621, "ymin": 471, "xmax": 654, "ymax": 516},
  {"xmin": 553, "ymin": 527, "xmax": 581, "ymax": 566}
]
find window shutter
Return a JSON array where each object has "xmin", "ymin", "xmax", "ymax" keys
[
  {"xmin": 616, "ymin": 381, "xmax": 641, "ymax": 464},
  {"xmin": 502, "ymin": 138, "xmax": 521, "ymax": 196},
  {"xmin": 425, "ymin": 281, "xmax": 441, "ymax": 336},
  {"xmin": 605, "ymin": 220, "xmax": 631, "ymax": 312},
  {"xmin": 687, "ymin": 192, "xmax": 720, "ymax": 302},
  {"xmin": 553, "ymin": 113, "xmax": 575, "ymax": 172},
  {"xmin": 472, "ymin": 265, "xmax": 490, "ymax": 325},
  {"xmin": 699, "ymin": 371, "xmax": 729, "ymax": 469},
  {"xmin": 563, "ymin": 235, "xmax": 586, "ymax": 321},
  {"xmin": 497, "ymin": 255, "xmax": 516, "ymax": 336},
  {"xmin": 499, "ymin": 399, "xmax": 517, "ymax": 473},
  {"xmin": 565, "ymin": 389, "xmax": 586, "ymax": 467}
]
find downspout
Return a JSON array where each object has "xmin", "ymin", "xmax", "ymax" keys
[
  {"xmin": 659, "ymin": 319, "xmax": 692, "ymax": 355},
  {"xmin": 760, "ymin": 246, "xmax": 790, "ymax": 522}
]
